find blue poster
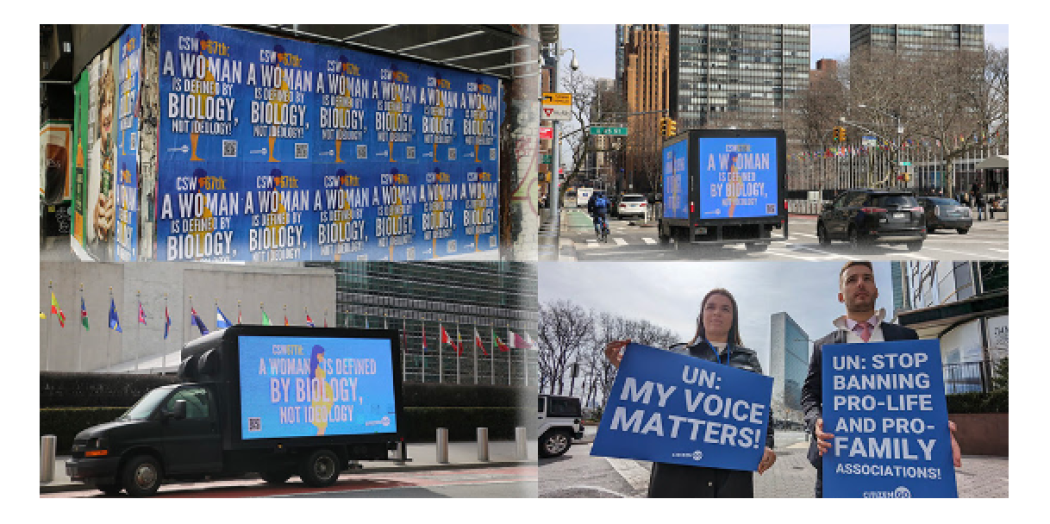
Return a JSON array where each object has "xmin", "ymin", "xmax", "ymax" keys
[
  {"xmin": 662, "ymin": 140, "xmax": 688, "ymax": 219},
  {"xmin": 591, "ymin": 344, "xmax": 773, "ymax": 471},
  {"xmin": 155, "ymin": 24, "xmax": 500, "ymax": 261},
  {"xmin": 822, "ymin": 340, "xmax": 958, "ymax": 498},
  {"xmin": 114, "ymin": 25, "xmax": 141, "ymax": 261},
  {"xmin": 238, "ymin": 335, "xmax": 398, "ymax": 440},
  {"xmin": 697, "ymin": 136, "xmax": 778, "ymax": 219}
]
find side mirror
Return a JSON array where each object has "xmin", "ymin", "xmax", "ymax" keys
[{"xmin": 173, "ymin": 399, "xmax": 188, "ymax": 420}]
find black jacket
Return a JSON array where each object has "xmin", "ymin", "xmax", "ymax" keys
[
  {"xmin": 800, "ymin": 322, "xmax": 919, "ymax": 468},
  {"xmin": 646, "ymin": 340, "xmax": 774, "ymax": 498}
]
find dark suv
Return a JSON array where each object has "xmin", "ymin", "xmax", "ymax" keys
[{"xmin": 817, "ymin": 189, "xmax": 926, "ymax": 251}]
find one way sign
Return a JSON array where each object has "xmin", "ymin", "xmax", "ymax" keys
[{"xmin": 542, "ymin": 92, "xmax": 572, "ymax": 121}]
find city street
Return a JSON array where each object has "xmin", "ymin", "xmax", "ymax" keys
[
  {"xmin": 41, "ymin": 466, "xmax": 537, "ymax": 499},
  {"xmin": 539, "ymin": 429, "xmax": 1008, "ymax": 498},
  {"xmin": 557, "ymin": 207, "xmax": 1008, "ymax": 261}
]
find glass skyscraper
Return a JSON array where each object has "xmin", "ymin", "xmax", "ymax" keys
[
  {"xmin": 668, "ymin": 24, "xmax": 810, "ymax": 131},
  {"xmin": 308, "ymin": 262, "xmax": 538, "ymax": 387},
  {"xmin": 850, "ymin": 25, "xmax": 985, "ymax": 57},
  {"xmin": 769, "ymin": 312, "xmax": 810, "ymax": 421}
]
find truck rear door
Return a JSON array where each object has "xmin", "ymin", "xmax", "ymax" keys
[{"xmin": 160, "ymin": 386, "xmax": 223, "ymax": 474}]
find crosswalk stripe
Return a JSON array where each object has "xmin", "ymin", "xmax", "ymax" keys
[
  {"xmin": 614, "ymin": 238, "xmax": 628, "ymax": 246},
  {"xmin": 642, "ymin": 238, "xmax": 657, "ymax": 245}
]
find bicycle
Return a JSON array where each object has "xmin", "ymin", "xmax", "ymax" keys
[{"xmin": 593, "ymin": 214, "xmax": 610, "ymax": 242}]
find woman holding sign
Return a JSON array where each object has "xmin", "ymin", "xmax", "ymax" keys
[{"xmin": 605, "ymin": 288, "xmax": 776, "ymax": 498}]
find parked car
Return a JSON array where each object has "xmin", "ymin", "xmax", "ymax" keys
[
  {"xmin": 613, "ymin": 193, "xmax": 647, "ymax": 220},
  {"xmin": 538, "ymin": 395, "xmax": 584, "ymax": 458},
  {"xmin": 917, "ymin": 196, "xmax": 972, "ymax": 234},
  {"xmin": 817, "ymin": 189, "xmax": 926, "ymax": 251}
]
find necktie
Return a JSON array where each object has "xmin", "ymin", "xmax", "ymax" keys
[{"xmin": 853, "ymin": 321, "xmax": 872, "ymax": 342}]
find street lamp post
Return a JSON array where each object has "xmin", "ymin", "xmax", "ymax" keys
[
  {"xmin": 858, "ymin": 104, "xmax": 904, "ymax": 186},
  {"xmin": 545, "ymin": 41, "xmax": 578, "ymax": 228}
]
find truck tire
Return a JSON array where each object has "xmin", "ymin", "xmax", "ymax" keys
[
  {"xmin": 122, "ymin": 455, "xmax": 162, "ymax": 497},
  {"xmin": 260, "ymin": 470, "xmax": 294, "ymax": 485},
  {"xmin": 539, "ymin": 429, "xmax": 572, "ymax": 458},
  {"xmin": 300, "ymin": 449, "xmax": 341, "ymax": 488},
  {"xmin": 97, "ymin": 483, "xmax": 122, "ymax": 496},
  {"xmin": 817, "ymin": 223, "xmax": 831, "ymax": 246},
  {"xmin": 906, "ymin": 241, "xmax": 923, "ymax": 252}
]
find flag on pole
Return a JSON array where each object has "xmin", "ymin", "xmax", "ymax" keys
[
  {"xmin": 164, "ymin": 305, "xmax": 171, "ymax": 339},
  {"xmin": 422, "ymin": 321, "xmax": 427, "ymax": 352},
  {"xmin": 138, "ymin": 301, "xmax": 147, "ymax": 325},
  {"xmin": 441, "ymin": 324, "xmax": 458, "ymax": 354},
  {"xmin": 261, "ymin": 308, "xmax": 272, "ymax": 326},
  {"xmin": 237, "ymin": 305, "xmax": 242, "ymax": 325},
  {"xmin": 456, "ymin": 325, "xmax": 463, "ymax": 357},
  {"xmin": 216, "ymin": 306, "xmax": 231, "ymax": 329},
  {"xmin": 190, "ymin": 307, "xmax": 209, "ymax": 335},
  {"xmin": 493, "ymin": 327, "xmax": 509, "ymax": 352},
  {"xmin": 306, "ymin": 314, "xmax": 315, "ymax": 327},
  {"xmin": 365, "ymin": 316, "xmax": 370, "ymax": 329},
  {"xmin": 474, "ymin": 328, "xmax": 488, "ymax": 356},
  {"xmin": 108, "ymin": 298, "xmax": 122, "ymax": 333},
  {"xmin": 511, "ymin": 330, "xmax": 531, "ymax": 349},
  {"xmin": 81, "ymin": 296, "xmax": 89, "ymax": 331},
  {"xmin": 51, "ymin": 292, "xmax": 66, "ymax": 327},
  {"xmin": 402, "ymin": 318, "xmax": 408, "ymax": 351},
  {"xmin": 323, "ymin": 311, "xmax": 328, "ymax": 328},
  {"xmin": 284, "ymin": 314, "xmax": 289, "ymax": 326}
]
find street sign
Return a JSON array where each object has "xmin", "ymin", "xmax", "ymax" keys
[
  {"xmin": 863, "ymin": 136, "xmax": 876, "ymax": 147},
  {"xmin": 590, "ymin": 125, "xmax": 628, "ymax": 136},
  {"xmin": 899, "ymin": 161, "xmax": 912, "ymax": 166},
  {"xmin": 540, "ymin": 126, "xmax": 553, "ymax": 140},
  {"xmin": 542, "ymin": 92, "xmax": 572, "ymax": 121},
  {"xmin": 541, "ymin": 154, "xmax": 552, "ymax": 164}
]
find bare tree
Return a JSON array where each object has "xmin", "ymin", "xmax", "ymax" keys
[{"xmin": 537, "ymin": 299, "xmax": 594, "ymax": 395}]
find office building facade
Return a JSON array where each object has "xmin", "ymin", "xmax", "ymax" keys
[
  {"xmin": 669, "ymin": 24, "xmax": 810, "ymax": 131},
  {"xmin": 620, "ymin": 24, "xmax": 670, "ymax": 194},
  {"xmin": 315, "ymin": 262, "xmax": 538, "ymax": 387},
  {"xmin": 769, "ymin": 312, "xmax": 810, "ymax": 422},
  {"xmin": 850, "ymin": 25, "xmax": 985, "ymax": 57}
]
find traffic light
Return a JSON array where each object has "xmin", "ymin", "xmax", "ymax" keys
[
  {"xmin": 659, "ymin": 117, "xmax": 668, "ymax": 137},
  {"xmin": 839, "ymin": 127, "xmax": 846, "ymax": 142},
  {"xmin": 831, "ymin": 127, "xmax": 840, "ymax": 141},
  {"xmin": 667, "ymin": 119, "xmax": 677, "ymax": 137}
]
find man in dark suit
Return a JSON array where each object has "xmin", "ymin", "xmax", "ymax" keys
[{"xmin": 800, "ymin": 261, "xmax": 962, "ymax": 497}]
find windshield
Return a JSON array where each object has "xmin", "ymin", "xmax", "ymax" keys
[{"xmin": 119, "ymin": 387, "xmax": 173, "ymax": 421}]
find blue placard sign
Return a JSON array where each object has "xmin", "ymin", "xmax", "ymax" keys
[
  {"xmin": 822, "ymin": 339, "xmax": 958, "ymax": 498},
  {"xmin": 591, "ymin": 343, "xmax": 772, "ymax": 471}
]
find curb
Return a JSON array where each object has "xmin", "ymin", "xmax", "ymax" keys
[{"xmin": 40, "ymin": 459, "xmax": 532, "ymax": 494}]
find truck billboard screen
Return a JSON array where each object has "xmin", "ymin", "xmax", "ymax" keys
[
  {"xmin": 697, "ymin": 136, "xmax": 778, "ymax": 219},
  {"xmin": 237, "ymin": 335, "xmax": 398, "ymax": 440},
  {"xmin": 662, "ymin": 140, "xmax": 688, "ymax": 219}
]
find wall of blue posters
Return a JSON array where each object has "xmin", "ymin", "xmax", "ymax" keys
[
  {"xmin": 590, "ymin": 344, "xmax": 772, "ymax": 471},
  {"xmin": 821, "ymin": 340, "xmax": 958, "ymax": 498},
  {"xmin": 237, "ymin": 335, "xmax": 398, "ymax": 440},
  {"xmin": 696, "ymin": 136, "xmax": 778, "ymax": 219},
  {"xmin": 114, "ymin": 25, "xmax": 141, "ymax": 262},
  {"xmin": 154, "ymin": 24, "xmax": 500, "ymax": 262}
]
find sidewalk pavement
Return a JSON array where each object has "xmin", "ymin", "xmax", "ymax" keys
[
  {"xmin": 40, "ymin": 440, "xmax": 536, "ymax": 494},
  {"xmin": 575, "ymin": 427, "xmax": 1007, "ymax": 498}
]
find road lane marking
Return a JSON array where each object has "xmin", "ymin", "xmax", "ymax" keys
[
  {"xmin": 614, "ymin": 238, "xmax": 628, "ymax": 246},
  {"xmin": 642, "ymin": 238, "xmax": 657, "ymax": 245},
  {"xmin": 605, "ymin": 457, "xmax": 651, "ymax": 492}
]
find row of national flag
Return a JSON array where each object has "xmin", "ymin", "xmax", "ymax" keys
[{"xmin": 44, "ymin": 293, "xmax": 535, "ymax": 352}]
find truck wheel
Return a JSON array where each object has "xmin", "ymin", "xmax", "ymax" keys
[
  {"xmin": 97, "ymin": 483, "xmax": 122, "ymax": 496},
  {"xmin": 260, "ymin": 470, "xmax": 294, "ymax": 485},
  {"xmin": 745, "ymin": 243, "xmax": 768, "ymax": 252},
  {"xmin": 122, "ymin": 455, "xmax": 162, "ymax": 497},
  {"xmin": 957, "ymin": 228, "xmax": 969, "ymax": 235},
  {"xmin": 539, "ymin": 429, "xmax": 572, "ymax": 458},
  {"xmin": 906, "ymin": 241, "xmax": 923, "ymax": 252},
  {"xmin": 300, "ymin": 449, "xmax": 341, "ymax": 488}
]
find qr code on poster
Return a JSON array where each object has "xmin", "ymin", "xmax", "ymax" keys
[
  {"xmin": 489, "ymin": 148, "xmax": 496, "ymax": 161},
  {"xmin": 223, "ymin": 140, "xmax": 238, "ymax": 158},
  {"xmin": 130, "ymin": 133, "xmax": 137, "ymax": 152},
  {"xmin": 447, "ymin": 239, "xmax": 457, "ymax": 253},
  {"xmin": 766, "ymin": 204, "xmax": 776, "ymax": 214},
  {"xmin": 406, "ymin": 146, "xmax": 416, "ymax": 160},
  {"xmin": 248, "ymin": 417, "xmax": 261, "ymax": 432},
  {"xmin": 489, "ymin": 236, "xmax": 497, "ymax": 248},
  {"xmin": 448, "ymin": 148, "xmax": 457, "ymax": 161},
  {"xmin": 406, "ymin": 246, "xmax": 415, "ymax": 261},
  {"xmin": 295, "ymin": 143, "xmax": 309, "ymax": 159},
  {"xmin": 357, "ymin": 145, "xmax": 367, "ymax": 159}
]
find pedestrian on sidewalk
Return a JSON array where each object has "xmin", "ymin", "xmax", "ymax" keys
[
  {"xmin": 800, "ymin": 262, "xmax": 963, "ymax": 498},
  {"xmin": 975, "ymin": 190, "xmax": 986, "ymax": 221},
  {"xmin": 604, "ymin": 288, "xmax": 776, "ymax": 498}
]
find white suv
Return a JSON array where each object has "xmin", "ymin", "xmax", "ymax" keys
[{"xmin": 538, "ymin": 395, "xmax": 585, "ymax": 458}]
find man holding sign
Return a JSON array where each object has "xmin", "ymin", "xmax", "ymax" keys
[
  {"xmin": 801, "ymin": 262, "xmax": 962, "ymax": 497},
  {"xmin": 597, "ymin": 288, "xmax": 775, "ymax": 498}
]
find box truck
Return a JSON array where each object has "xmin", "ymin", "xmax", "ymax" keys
[
  {"xmin": 64, "ymin": 326, "xmax": 404, "ymax": 497},
  {"xmin": 659, "ymin": 129, "xmax": 788, "ymax": 251}
]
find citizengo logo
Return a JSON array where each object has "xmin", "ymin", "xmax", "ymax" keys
[
  {"xmin": 863, "ymin": 486, "xmax": 912, "ymax": 498},
  {"xmin": 671, "ymin": 451, "xmax": 704, "ymax": 461}
]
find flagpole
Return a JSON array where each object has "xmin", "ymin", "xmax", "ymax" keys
[
  {"xmin": 46, "ymin": 281, "xmax": 53, "ymax": 372},
  {"xmin": 78, "ymin": 284, "xmax": 84, "ymax": 372},
  {"xmin": 238, "ymin": 300, "xmax": 242, "ymax": 326},
  {"xmin": 456, "ymin": 322, "xmax": 461, "ymax": 385},
  {"xmin": 402, "ymin": 317, "xmax": 407, "ymax": 384},
  {"xmin": 108, "ymin": 287, "xmax": 114, "ymax": 370},
  {"xmin": 163, "ymin": 294, "xmax": 168, "ymax": 370},
  {"xmin": 438, "ymin": 321, "xmax": 443, "ymax": 384},
  {"xmin": 421, "ymin": 317, "xmax": 425, "ymax": 384},
  {"xmin": 524, "ymin": 334, "xmax": 529, "ymax": 387},
  {"xmin": 490, "ymin": 325, "xmax": 494, "ymax": 386},
  {"xmin": 473, "ymin": 324, "xmax": 478, "ymax": 386},
  {"xmin": 507, "ymin": 327, "xmax": 512, "ymax": 386},
  {"xmin": 135, "ymin": 290, "xmax": 141, "ymax": 371}
]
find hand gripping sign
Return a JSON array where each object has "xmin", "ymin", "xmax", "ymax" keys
[
  {"xmin": 591, "ymin": 343, "xmax": 772, "ymax": 471},
  {"xmin": 822, "ymin": 339, "xmax": 958, "ymax": 498}
]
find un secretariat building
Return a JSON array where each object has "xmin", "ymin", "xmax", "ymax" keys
[{"xmin": 769, "ymin": 312, "xmax": 810, "ymax": 425}]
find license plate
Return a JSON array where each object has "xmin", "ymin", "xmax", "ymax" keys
[{"xmin": 893, "ymin": 212, "xmax": 906, "ymax": 219}]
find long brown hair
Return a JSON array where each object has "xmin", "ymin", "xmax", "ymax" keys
[{"xmin": 689, "ymin": 288, "xmax": 743, "ymax": 347}]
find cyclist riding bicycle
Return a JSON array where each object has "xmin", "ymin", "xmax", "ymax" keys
[{"xmin": 588, "ymin": 191, "xmax": 610, "ymax": 237}]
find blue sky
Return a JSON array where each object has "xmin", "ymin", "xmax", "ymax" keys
[
  {"xmin": 561, "ymin": 25, "xmax": 1009, "ymax": 81},
  {"xmin": 539, "ymin": 261, "xmax": 896, "ymax": 374}
]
